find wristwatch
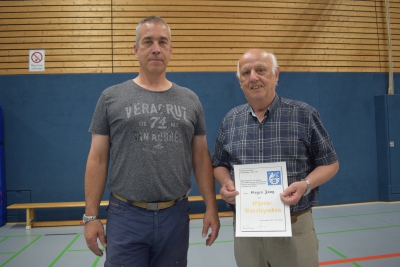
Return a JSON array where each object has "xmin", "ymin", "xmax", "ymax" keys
[
  {"xmin": 82, "ymin": 214, "xmax": 100, "ymax": 224},
  {"xmin": 301, "ymin": 178, "xmax": 311, "ymax": 196}
]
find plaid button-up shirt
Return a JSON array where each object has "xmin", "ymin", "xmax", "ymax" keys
[{"xmin": 212, "ymin": 95, "xmax": 338, "ymax": 212}]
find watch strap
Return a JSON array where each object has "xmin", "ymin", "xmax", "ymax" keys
[
  {"xmin": 302, "ymin": 178, "xmax": 311, "ymax": 196},
  {"xmin": 83, "ymin": 214, "xmax": 99, "ymax": 224}
]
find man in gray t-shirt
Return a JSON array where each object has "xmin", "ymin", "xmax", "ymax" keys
[{"xmin": 83, "ymin": 16, "xmax": 220, "ymax": 267}]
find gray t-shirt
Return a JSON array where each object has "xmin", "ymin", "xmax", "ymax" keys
[{"xmin": 89, "ymin": 79, "xmax": 206, "ymax": 202}]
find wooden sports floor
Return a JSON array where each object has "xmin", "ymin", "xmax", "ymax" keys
[{"xmin": 1, "ymin": 202, "xmax": 399, "ymax": 267}]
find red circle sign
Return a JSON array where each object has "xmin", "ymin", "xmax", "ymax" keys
[{"xmin": 31, "ymin": 52, "xmax": 43, "ymax": 63}]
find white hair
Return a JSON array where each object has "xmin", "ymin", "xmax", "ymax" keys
[{"xmin": 236, "ymin": 51, "xmax": 279, "ymax": 79}]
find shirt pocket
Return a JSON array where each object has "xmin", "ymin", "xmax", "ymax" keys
[
  {"xmin": 274, "ymin": 138, "xmax": 311, "ymax": 178},
  {"xmin": 225, "ymin": 139, "xmax": 259, "ymax": 165}
]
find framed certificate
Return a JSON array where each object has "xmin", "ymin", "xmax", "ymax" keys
[{"xmin": 234, "ymin": 162, "xmax": 292, "ymax": 237}]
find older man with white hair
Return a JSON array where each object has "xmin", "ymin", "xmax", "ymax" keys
[{"xmin": 212, "ymin": 49, "xmax": 339, "ymax": 267}]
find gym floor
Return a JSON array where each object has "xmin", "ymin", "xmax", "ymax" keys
[{"xmin": 0, "ymin": 201, "xmax": 399, "ymax": 267}]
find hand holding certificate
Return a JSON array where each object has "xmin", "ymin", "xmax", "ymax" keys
[{"xmin": 234, "ymin": 162, "xmax": 292, "ymax": 237}]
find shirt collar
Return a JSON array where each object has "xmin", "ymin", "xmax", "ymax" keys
[{"xmin": 247, "ymin": 94, "xmax": 280, "ymax": 118}]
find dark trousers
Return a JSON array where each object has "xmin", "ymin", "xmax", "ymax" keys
[{"xmin": 105, "ymin": 193, "xmax": 190, "ymax": 267}]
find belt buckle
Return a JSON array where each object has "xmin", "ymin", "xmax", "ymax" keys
[{"xmin": 147, "ymin": 203, "xmax": 159, "ymax": 211}]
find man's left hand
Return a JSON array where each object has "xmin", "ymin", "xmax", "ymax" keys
[
  {"xmin": 280, "ymin": 181, "xmax": 307, "ymax": 205},
  {"xmin": 201, "ymin": 209, "xmax": 220, "ymax": 246}
]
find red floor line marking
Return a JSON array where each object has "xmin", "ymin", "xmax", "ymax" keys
[{"xmin": 319, "ymin": 252, "xmax": 400, "ymax": 266}]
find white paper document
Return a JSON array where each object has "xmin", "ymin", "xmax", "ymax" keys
[{"xmin": 234, "ymin": 162, "xmax": 292, "ymax": 237}]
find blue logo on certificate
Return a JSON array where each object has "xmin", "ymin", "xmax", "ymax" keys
[{"xmin": 267, "ymin": 171, "xmax": 282, "ymax": 185}]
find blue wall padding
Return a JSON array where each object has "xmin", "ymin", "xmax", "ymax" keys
[
  {"xmin": 0, "ymin": 104, "xmax": 4, "ymax": 226},
  {"xmin": 0, "ymin": 72, "xmax": 397, "ymax": 222},
  {"xmin": 313, "ymin": 73, "xmax": 385, "ymax": 205},
  {"xmin": 375, "ymin": 94, "xmax": 400, "ymax": 201},
  {"xmin": 387, "ymin": 95, "xmax": 400, "ymax": 195},
  {"xmin": 0, "ymin": 104, "xmax": 3, "ymax": 143},
  {"xmin": 0, "ymin": 145, "xmax": 5, "ymax": 226},
  {"xmin": 375, "ymin": 95, "xmax": 391, "ymax": 201},
  {"xmin": 5, "ymin": 190, "xmax": 31, "ymax": 222}
]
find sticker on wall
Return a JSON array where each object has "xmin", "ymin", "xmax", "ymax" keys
[{"xmin": 29, "ymin": 50, "xmax": 45, "ymax": 72}]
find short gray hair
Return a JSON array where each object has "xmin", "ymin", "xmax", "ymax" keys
[
  {"xmin": 236, "ymin": 51, "xmax": 279, "ymax": 79},
  {"xmin": 135, "ymin": 16, "xmax": 172, "ymax": 45}
]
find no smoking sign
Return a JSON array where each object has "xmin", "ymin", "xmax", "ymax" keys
[{"xmin": 29, "ymin": 50, "xmax": 45, "ymax": 71}]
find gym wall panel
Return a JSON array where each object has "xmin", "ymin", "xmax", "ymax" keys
[
  {"xmin": 1, "ymin": 72, "xmax": 396, "ymax": 222},
  {"xmin": 0, "ymin": 104, "xmax": 4, "ymax": 225},
  {"xmin": 0, "ymin": 0, "xmax": 113, "ymax": 74},
  {"xmin": 0, "ymin": 0, "xmax": 398, "ymax": 74},
  {"xmin": 315, "ymin": 73, "xmax": 383, "ymax": 205},
  {"xmin": 375, "ymin": 94, "xmax": 400, "ymax": 201}
]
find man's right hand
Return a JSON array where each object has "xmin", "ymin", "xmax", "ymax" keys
[
  {"xmin": 84, "ymin": 220, "xmax": 107, "ymax": 256},
  {"xmin": 220, "ymin": 180, "xmax": 239, "ymax": 204}
]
